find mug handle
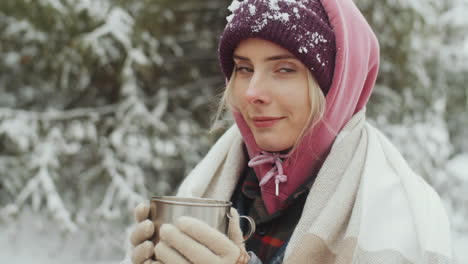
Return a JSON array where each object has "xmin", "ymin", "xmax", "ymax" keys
[
  {"xmin": 239, "ymin": 215, "xmax": 256, "ymax": 242},
  {"xmin": 227, "ymin": 212, "xmax": 256, "ymax": 243}
]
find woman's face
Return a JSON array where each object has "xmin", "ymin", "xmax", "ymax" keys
[{"xmin": 231, "ymin": 38, "xmax": 311, "ymax": 152}]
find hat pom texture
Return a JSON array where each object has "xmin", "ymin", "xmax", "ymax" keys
[{"xmin": 218, "ymin": 0, "xmax": 336, "ymax": 94}]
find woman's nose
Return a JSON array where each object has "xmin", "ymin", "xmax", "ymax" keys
[{"xmin": 244, "ymin": 72, "xmax": 271, "ymax": 105}]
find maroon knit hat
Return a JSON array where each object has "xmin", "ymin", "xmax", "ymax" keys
[{"xmin": 218, "ymin": 0, "xmax": 336, "ymax": 94}]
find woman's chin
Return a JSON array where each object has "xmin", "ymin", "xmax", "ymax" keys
[{"xmin": 255, "ymin": 139, "xmax": 292, "ymax": 152}]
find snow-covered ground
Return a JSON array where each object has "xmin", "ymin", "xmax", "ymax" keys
[
  {"xmin": 454, "ymin": 232, "xmax": 468, "ymax": 262},
  {"xmin": 0, "ymin": 231, "xmax": 118, "ymax": 264},
  {"xmin": 0, "ymin": 210, "xmax": 126, "ymax": 264},
  {"xmin": 1, "ymin": 211, "xmax": 467, "ymax": 263}
]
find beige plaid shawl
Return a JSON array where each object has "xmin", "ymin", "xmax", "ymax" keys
[{"xmin": 178, "ymin": 109, "xmax": 453, "ymax": 264}]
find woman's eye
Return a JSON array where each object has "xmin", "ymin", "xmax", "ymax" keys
[
  {"xmin": 235, "ymin": 66, "xmax": 253, "ymax": 73},
  {"xmin": 277, "ymin": 68, "xmax": 296, "ymax": 73}
]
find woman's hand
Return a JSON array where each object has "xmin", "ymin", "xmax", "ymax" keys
[
  {"xmin": 130, "ymin": 203, "xmax": 157, "ymax": 264},
  {"xmin": 154, "ymin": 208, "xmax": 250, "ymax": 264}
]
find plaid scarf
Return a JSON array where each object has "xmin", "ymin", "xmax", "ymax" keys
[{"xmin": 231, "ymin": 166, "xmax": 316, "ymax": 263}]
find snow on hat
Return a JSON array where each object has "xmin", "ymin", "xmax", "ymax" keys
[{"xmin": 218, "ymin": 0, "xmax": 336, "ymax": 94}]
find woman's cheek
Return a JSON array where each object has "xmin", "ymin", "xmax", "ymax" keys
[{"xmin": 230, "ymin": 88, "xmax": 245, "ymax": 108}]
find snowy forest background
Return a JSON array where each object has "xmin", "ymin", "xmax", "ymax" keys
[{"xmin": 0, "ymin": 0, "xmax": 467, "ymax": 263}]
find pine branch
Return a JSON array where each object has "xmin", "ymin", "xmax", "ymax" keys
[
  {"xmin": 1, "ymin": 133, "xmax": 78, "ymax": 231},
  {"xmin": 0, "ymin": 104, "xmax": 118, "ymax": 121},
  {"xmin": 96, "ymin": 148, "xmax": 145, "ymax": 219}
]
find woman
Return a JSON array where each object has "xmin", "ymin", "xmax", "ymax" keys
[{"xmin": 129, "ymin": 0, "xmax": 453, "ymax": 263}]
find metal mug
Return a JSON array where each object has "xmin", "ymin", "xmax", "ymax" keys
[{"xmin": 149, "ymin": 196, "xmax": 255, "ymax": 244}]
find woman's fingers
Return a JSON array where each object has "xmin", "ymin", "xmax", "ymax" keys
[
  {"xmin": 154, "ymin": 241, "xmax": 191, "ymax": 264},
  {"xmin": 134, "ymin": 203, "xmax": 150, "ymax": 222},
  {"xmin": 131, "ymin": 204, "xmax": 155, "ymax": 264},
  {"xmin": 227, "ymin": 207, "xmax": 243, "ymax": 245},
  {"xmin": 131, "ymin": 219, "xmax": 154, "ymax": 246},
  {"xmin": 142, "ymin": 260, "xmax": 158, "ymax": 264},
  {"xmin": 131, "ymin": 240, "xmax": 154, "ymax": 264},
  {"xmin": 175, "ymin": 216, "xmax": 239, "ymax": 258},
  {"xmin": 159, "ymin": 223, "xmax": 221, "ymax": 263}
]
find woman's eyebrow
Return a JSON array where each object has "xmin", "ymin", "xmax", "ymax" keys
[
  {"xmin": 233, "ymin": 55, "xmax": 250, "ymax": 61},
  {"xmin": 265, "ymin": 55, "xmax": 297, "ymax": 61},
  {"xmin": 233, "ymin": 54, "xmax": 297, "ymax": 61}
]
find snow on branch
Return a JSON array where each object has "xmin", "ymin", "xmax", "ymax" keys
[
  {"xmin": 0, "ymin": 104, "xmax": 117, "ymax": 121},
  {"xmin": 96, "ymin": 148, "xmax": 146, "ymax": 219},
  {"xmin": 81, "ymin": 7, "xmax": 135, "ymax": 63},
  {"xmin": 0, "ymin": 97, "xmax": 165, "ymax": 231},
  {"xmin": 1, "ymin": 128, "xmax": 78, "ymax": 232},
  {"xmin": 38, "ymin": 0, "xmax": 66, "ymax": 13}
]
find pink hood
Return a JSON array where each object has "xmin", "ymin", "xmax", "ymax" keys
[{"xmin": 233, "ymin": 0, "xmax": 380, "ymax": 214}]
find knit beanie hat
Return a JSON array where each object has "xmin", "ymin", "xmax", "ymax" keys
[{"xmin": 218, "ymin": 0, "xmax": 336, "ymax": 94}]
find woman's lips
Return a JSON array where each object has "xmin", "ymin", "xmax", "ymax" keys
[{"xmin": 251, "ymin": 117, "xmax": 285, "ymax": 128}]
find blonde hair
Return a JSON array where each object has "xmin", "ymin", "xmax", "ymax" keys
[{"xmin": 211, "ymin": 70, "xmax": 326, "ymax": 154}]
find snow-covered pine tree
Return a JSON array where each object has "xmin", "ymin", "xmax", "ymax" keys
[{"xmin": 0, "ymin": 0, "xmax": 228, "ymax": 260}]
